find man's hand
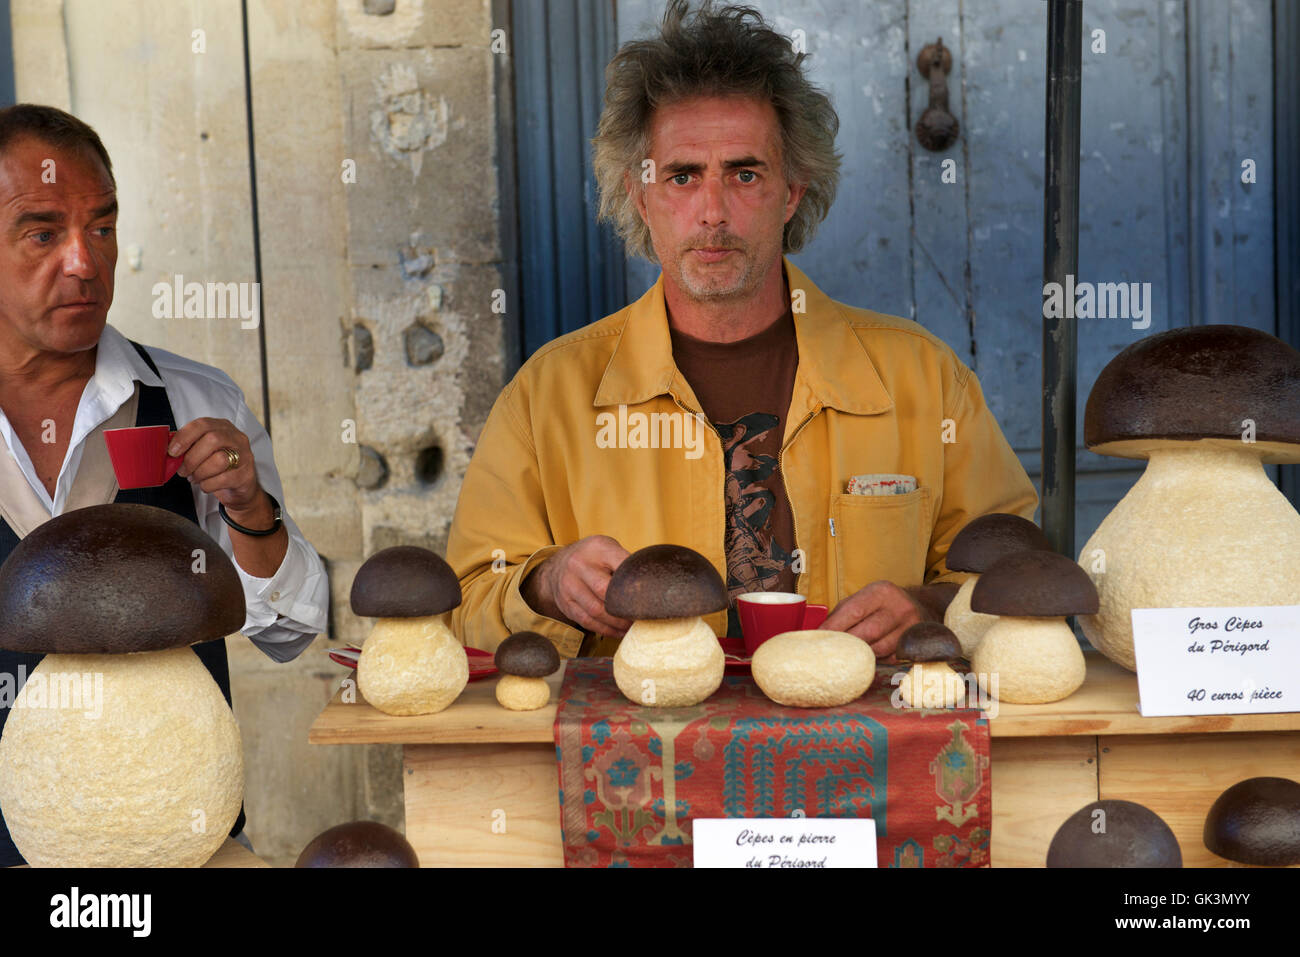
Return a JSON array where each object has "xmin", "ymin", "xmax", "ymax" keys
[
  {"xmin": 821, "ymin": 581, "xmax": 928, "ymax": 661},
  {"xmin": 522, "ymin": 535, "xmax": 634, "ymax": 639},
  {"xmin": 169, "ymin": 417, "xmax": 262, "ymax": 512}
]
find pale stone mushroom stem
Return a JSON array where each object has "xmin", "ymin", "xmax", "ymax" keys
[
  {"xmin": 944, "ymin": 576, "xmax": 998, "ymax": 656},
  {"xmin": 972, "ymin": 616, "xmax": 1086, "ymax": 704},
  {"xmin": 1079, "ymin": 443, "xmax": 1300, "ymax": 672},
  {"xmin": 899, "ymin": 660, "xmax": 968, "ymax": 709}
]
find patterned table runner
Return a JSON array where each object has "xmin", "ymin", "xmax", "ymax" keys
[{"xmin": 555, "ymin": 659, "xmax": 991, "ymax": 867}]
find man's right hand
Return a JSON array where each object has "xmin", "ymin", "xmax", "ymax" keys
[{"xmin": 521, "ymin": 536, "xmax": 634, "ymax": 639}]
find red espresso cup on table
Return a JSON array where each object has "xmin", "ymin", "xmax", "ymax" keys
[
  {"xmin": 103, "ymin": 425, "xmax": 185, "ymax": 490},
  {"xmin": 737, "ymin": 592, "xmax": 829, "ymax": 656}
]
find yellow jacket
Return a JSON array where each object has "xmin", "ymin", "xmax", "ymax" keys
[{"xmin": 446, "ymin": 259, "xmax": 1038, "ymax": 657}]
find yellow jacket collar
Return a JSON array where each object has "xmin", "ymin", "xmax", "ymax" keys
[{"xmin": 594, "ymin": 257, "xmax": 893, "ymax": 416}]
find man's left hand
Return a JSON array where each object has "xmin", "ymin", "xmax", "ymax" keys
[
  {"xmin": 821, "ymin": 580, "xmax": 927, "ymax": 662},
  {"xmin": 168, "ymin": 417, "xmax": 263, "ymax": 511}
]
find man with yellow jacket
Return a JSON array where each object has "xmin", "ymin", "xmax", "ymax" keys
[{"xmin": 446, "ymin": 0, "xmax": 1037, "ymax": 660}]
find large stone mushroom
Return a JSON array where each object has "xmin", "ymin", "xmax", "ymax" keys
[
  {"xmin": 970, "ymin": 550, "xmax": 1098, "ymax": 704},
  {"xmin": 1047, "ymin": 799, "xmax": 1182, "ymax": 867},
  {"xmin": 1078, "ymin": 325, "xmax": 1300, "ymax": 672},
  {"xmin": 943, "ymin": 513, "xmax": 1052, "ymax": 656},
  {"xmin": 351, "ymin": 546, "xmax": 467, "ymax": 716},
  {"xmin": 0, "ymin": 503, "xmax": 245, "ymax": 867},
  {"xmin": 494, "ymin": 631, "xmax": 560, "ymax": 710},
  {"xmin": 1203, "ymin": 777, "xmax": 1300, "ymax": 867},
  {"xmin": 895, "ymin": 622, "xmax": 967, "ymax": 708},
  {"xmin": 606, "ymin": 545, "xmax": 727, "ymax": 708},
  {"xmin": 295, "ymin": 820, "xmax": 420, "ymax": 868}
]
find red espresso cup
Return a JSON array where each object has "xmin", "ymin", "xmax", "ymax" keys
[
  {"xmin": 103, "ymin": 426, "xmax": 184, "ymax": 490},
  {"xmin": 737, "ymin": 592, "xmax": 829, "ymax": 656}
]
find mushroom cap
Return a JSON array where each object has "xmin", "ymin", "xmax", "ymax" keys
[
  {"xmin": 946, "ymin": 513, "xmax": 1052, "ymax": 572},
  {"xmin": 350, "ymin": 546, "xmax": 461, "ymax": 618},
  {"xmin": 1047, "ymin": 800, "xmax": 1182, "ymax": 867},
  {"xmin": 494, "ymin": 631, "xmax": 560, "ymax": 677},
  {"xmin": 1203, "ymin": 776, "xmax": 1300, "ymax": 866},
  {"xmin": 971, "ymin": 550, "xmax": 1099, "ymax": 617},
  {"xmin": 1085, "ymin": 324, "xmax": 1300, "ymax": 463},
  {"xmin": 896, "ymin": 622, "xmax": 962, "ymax": 662},
  {"xmin": 294, "ymin": 821, "xmax": 419, "ymax": 868},
  {"xmin": 604, "ymin": 544, "xmax": 727, "ymax": 620},
  {"xmin": 0, "ymin": 503, "xmax": 244, "ymax": 654}
]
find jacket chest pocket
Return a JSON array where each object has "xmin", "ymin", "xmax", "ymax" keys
[{"xmin": 830, "ymin": 487, "xmax": 933, "ymax": 601}]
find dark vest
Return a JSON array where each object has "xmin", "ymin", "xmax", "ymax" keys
[{"xmin": 0, "ymin": 340, "xmax": 245, "ymax": 867}]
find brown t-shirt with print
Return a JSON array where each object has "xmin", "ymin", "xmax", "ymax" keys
[{"xmin": 669, "ymin": 303, "xmax": 799, "ymax": 637}]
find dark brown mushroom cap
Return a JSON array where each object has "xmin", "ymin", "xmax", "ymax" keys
[
  {"xmin": 0, "ymin": 503, "xmax": 244, "ymax": 654},
  {"xmin": 495, "ymin": 631, "xmax": 560, "ymax": 677},
  {"xmin": 1047, "ymin": 800, "xmax": 1182, "ymax": 867},
  {"xmin": 1203, "ymin": 777, "xmax": 1300, "ymax": 866},
  {"xmin": 897, "ymin": 622, "xmax": 962, "ymax": 662},
  {"xmin": 970, "ymin": 550, "xmax": 1099, "ymax": 617},
  {"xmin": 294, "ymin": 821, "xmax": 419, "ymax": 868},
  {"xmin": 350, "ymin": 546, "xmax": 461, "ymax": 617},
  {"xmin": 604, "ymin": 544, "xmax": 727, "ymax": 620},
  {"xmin": 1085, "ymin": 324, "xmax": 1300, "ymax": 463},
  {"xmin": 946, "ymin": 513, "xmax": 1052, "ymax": 573}
]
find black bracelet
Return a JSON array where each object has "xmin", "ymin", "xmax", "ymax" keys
[{"xmin": 219, "ymin": 492, "xmax": 284, "ymax": 537}]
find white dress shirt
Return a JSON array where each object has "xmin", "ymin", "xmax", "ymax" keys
[{"xmin": 0, "ymin": 324, "xmax": 329, "ymax": 662}]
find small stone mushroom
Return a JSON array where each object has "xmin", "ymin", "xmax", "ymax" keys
[
  {"xmin": 606, "ymin": 544, "xmax": 728, "ymax": 708},
  {"xmin": 351, "ymin": 546, "xmax": 468, "ymax": 716},
  {"xmin": 295, "ymin": 821, "xmax": 419, "ymax": 868},
  {"xmin": 1203, "ymin": 776, "xmax": 1300, "ymax": 867},
  {"xmin": 1079, "ymin": 325, "xmax": 1300, "ymax": 672},
  {"xmin": 896, "ymin": 622, "xmax": 967, "ymax": 708},
  {"xmin": 0, "ymin": 503, "xmax": 246, "ymax": 867},
  {"xmin": 943, "ymin": 513, "xmax": 1052, "ymax": 656},
  {"xmin": 1046, "ymin": 800, "xmax": 1182, "ymax": 867},
  {"xmin": 494, "ymin": 631, "xmax": 560, "ymax": 711},
  {"xmin": 969, "ymin": 550, "xmax": 1099, "ymax": 704}
]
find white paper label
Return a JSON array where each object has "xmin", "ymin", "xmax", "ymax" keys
[
  {"xmin": 1131, "ymin": 605, "xmax": 1300, "ymax": 717},
  {"xmin": 692, "ymin": 818, "xmax": 877, "ymax": 868}
]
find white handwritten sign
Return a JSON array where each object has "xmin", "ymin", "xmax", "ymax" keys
[
  {"xmin": 693, "ymin": 818, "xmax": 877, "ymax": 868},
  {"xmin": 1131, "ymin": 606, "xmax": 1300, "ymax": 717}
]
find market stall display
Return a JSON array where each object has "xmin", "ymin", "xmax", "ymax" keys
[
  {"xmin": 943, "ymin": 513, "xmax": 1052, "ymax": 655},
  {"xmin": 295, "ymin": 820, "xmax": 420, "ymax": 868},
  {"xmin": 1203, "ymin": 776, "xmax": 1300, "ymax": 867},
  {"xmin": 0, "ymin": 504, "xmax": 245, "ymax": 868},
  {"xmin": 895, "ymin": 622, "xmax": 967, "ymax": 708},
  {"xmin": 494, "ymin": 631, "xmax": 561, "ymax": 710},
  {"xmin": 751, "ymin": 630, "xmax": 876, "ymax": 707},
  {"xmin": 1078, "ymin": 324, "xmax": 1300, "ymax": 672},
  {"xmin": 351, "ymin": 546, "xmax": 467, "ymax": 716},
  {"xmin": 1045, "ymin": 799, "xmax": 1182, "ymax": 867},
  {"xmin": 605, "ymin": 545, "xmax": 728, "ymax": 707},
  {"xmin": 970, "ymin": 550, "xmax": 1098, "ymax": 704}
]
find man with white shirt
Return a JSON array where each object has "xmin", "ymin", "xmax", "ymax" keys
[{"xmin": 0, "ymin": 104, "xmax": 328, "ymax": 865}]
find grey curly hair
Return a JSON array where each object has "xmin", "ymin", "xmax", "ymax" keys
[{"xmin": 593, "ymin": 0, "xmax": 841, "ymax": 264}]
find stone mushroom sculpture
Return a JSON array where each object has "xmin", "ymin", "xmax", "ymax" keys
[
  {"xmin": 1203, "ymin": 776, "xmax": 1300, "ymax": 867},
  {"xmin": 1046, "ymin": 799, "xmax": 1182, "ymax": 867},
  {"xmin": 605, "ymin": 544, "xmax": 727, "ymax": 708},
  {"xmin": 970, "ymin": 550, "xmax": 1099, "ymax": 704},
  {"xmin": 943, "ymin": 513, "xmax": 1053, "ymax": 656},
  {"xmin": 351, "ymin": 546, "xmax": 468, "ymax": 716},
  {"xmin": 896, "ymin": 622, "xmax": 967, "ymax": 708},
  {"xmin": 0, "ymin": 503, "xmax": 245, "ymax": 867},
  {"xmin": 751, "ymin": 630, "xmax": 876, "ymax": 708},
  {"xmin": 1078, "ymin": 325, "xmax": 1300, "ymax": 672},
  {"xmin": 295, "ymin": 820, "xmax": 420, "ymax": 868},
  {"xmin": 494, "ymin": 631, "xmax": 560, "ymax": 710}
]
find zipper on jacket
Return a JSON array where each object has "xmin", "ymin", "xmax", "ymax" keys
[{"xmin": 779, "ymin": 406, "xmax": 820, "ymax": 597}]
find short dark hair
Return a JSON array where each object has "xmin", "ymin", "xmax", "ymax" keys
[
  {"xmin": 593, "ymin": 0, "xmax": 841, "ymax": 263},
  {"xmin": 0, "ymin": 103, "xmax": 115, "ymax": 185}
]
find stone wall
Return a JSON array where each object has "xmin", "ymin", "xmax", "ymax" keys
[{"xmin": 8, "ymin": 0, "xmax": 510, "ymax": 866}]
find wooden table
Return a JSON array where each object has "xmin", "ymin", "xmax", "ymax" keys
[{"xmin": 308, "ymin": 653, "xmax": 1300, "ymax": 867}]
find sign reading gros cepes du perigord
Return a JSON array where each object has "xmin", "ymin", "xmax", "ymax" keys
[{"xmin": 1131, "ymin": 605, "xmax": 1300, "ymax": 717}]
